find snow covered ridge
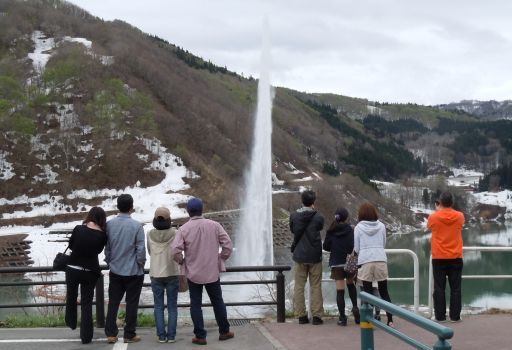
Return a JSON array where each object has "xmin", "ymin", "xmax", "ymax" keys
[
  {"xmin": 27, "ymin": 30, "xmax": 113, "ymax": 77},
  {"xmin": 1, "ymin": 137, "xmax": 197, "ymax": 222},
  {"xmin": 472, "ymin": 190, "xmax": 512, "ymax": 220}
]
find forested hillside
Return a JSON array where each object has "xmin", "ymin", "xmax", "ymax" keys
[{"xmin": 1, "ymin": 0, "xmax": 511, "ymax": 228}]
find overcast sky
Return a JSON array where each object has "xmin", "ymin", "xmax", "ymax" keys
[{"xmin": 68, "ymin": 0, "xmax": 512, "ymax": 105}]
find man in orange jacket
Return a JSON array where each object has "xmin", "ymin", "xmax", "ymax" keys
[{"xmin": 427, "ymin": 191, "xmax": 465, "ymax": 322}]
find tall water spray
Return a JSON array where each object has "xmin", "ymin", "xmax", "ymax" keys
[{"xmin": 234, "ymin": 20, "xmax": 274, "ymax": 267}]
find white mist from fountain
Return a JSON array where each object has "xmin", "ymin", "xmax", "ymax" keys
[
  {"xmin": 226, "ymin": 20, "xmax": 274, "ymax": 318},
  {"xmin": 234, "ymin": 19, "xmax": 274, "ymax": 269}
]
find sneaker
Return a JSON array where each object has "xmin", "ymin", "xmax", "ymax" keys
[
  {"xmin": 337, "ymin": 315, "xmax": 348, "ymax": 326},
  {"xmin": 298, "ymin": 316, "xmax": 309, "ymax": 324},
  {"xmin": 352, "ymin": 307, "xmax": 360, "ymax": 325},
  {"xmin": 387, "ymin": 320, "xmax": 395, "ymax": 328},
  {"xmin": 192, "ymin": 337, "xmax": 207, "ymax": 345},
  {"xmin": 168, "ymin": 338, "xmax": 176, "ymax": 343},
  {"xmin": 124, "ymin": 335, "xmax": 141, "ymax": 343},
  {"xmin": 219, "ymin": 331, "xmax": 234, "ymax": 341},
  {"xmin": 107, "ymin": 336, "xmax": 118, "ymax": 344},
  {"xmin": 450, "ymin": 318, "xmax": 462, "ymax": 323},
  {"xmin": 158, "ymin": 337, "xmax": 167, "ymax": 343},
  {"xmin": 312, "ymin": 316, "xmax": 323, "ymax": 325}
]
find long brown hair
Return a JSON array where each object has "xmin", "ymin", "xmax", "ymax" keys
[
  {"xmin": 358, "ymin": 202, "xmax": 378, "ymax": 222},
  {"xmin": 83, "ymin": 206, "xmax": 107, "ymax": 232}
]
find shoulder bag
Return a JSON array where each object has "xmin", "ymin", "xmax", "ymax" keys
[{"xmin": 53, "ymin": 246, "xmax": 70, "ymax": 271}]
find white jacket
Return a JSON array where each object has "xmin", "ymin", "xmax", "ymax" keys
[{"xmin": 354, "ymin": 220, "xmax": 387, "ymax": 265}]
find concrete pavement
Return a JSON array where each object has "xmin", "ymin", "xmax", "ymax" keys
[{"xmin": 0, "ymin": 314, "xmax": 511, "ymax": 349}]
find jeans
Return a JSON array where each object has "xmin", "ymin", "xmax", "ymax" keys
[
  {"xmin": 65, "ymin": 267, "xmax": 99, "ymax": 344},
  {"xmin": 293, "ymin": 262, "xmax": 324, "ymax": 318},
  {"xmin": 188, "ymin": 279, "xmax": 230, "ymax": 339},
  {"xmin": 432, "ymin": 258, "xmax": 463, "ymax": 321},
  {"xmin": 105, "ymin": 272, "xmax": 144, "ymax": 339},
  {"xmin": 151, "ymin": 276, "xmax": 179, "ymax": 340}
]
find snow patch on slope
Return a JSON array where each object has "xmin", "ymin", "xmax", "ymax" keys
[
  {"xmin": 0, "ymin": 152, "xmax": 15, "ymax": 180},
  {"xmin": 472, "ymin": 190, "xmax": 512, "ymax": 220}
]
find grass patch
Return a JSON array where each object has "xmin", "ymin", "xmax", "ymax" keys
[
  {"xmin": 0, "ymin": 312, "xmax": 156, "ymax": 328},
  {"xmin": 0, "ymin": 314, "xmax": 66, "ymax": 328},
  {"xmin": 483, "ymin": 308, "xmax": 512, "ymax": 315}
]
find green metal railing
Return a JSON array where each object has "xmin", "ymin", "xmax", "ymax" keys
[{"xmin": 359, "ymin": 291, "xmax": 454, "ymax": 350}]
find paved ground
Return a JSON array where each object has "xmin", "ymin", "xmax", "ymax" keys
[{"xmin": 0, "ymin": 314, "xmax": 510, "ymax": 349}]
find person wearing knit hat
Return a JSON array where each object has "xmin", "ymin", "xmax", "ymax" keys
[
  {"xmin": 147, "ymin": 207, "xmax": 181, "ymax": 343},
  {"xmin": 171, "ymin": 197, "xmax": 234, "ymax": 345}
]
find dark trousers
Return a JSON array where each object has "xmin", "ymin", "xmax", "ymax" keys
[
  {"xmin": 65, "ymin": 267, "xmax": 99, "ymax": 344},
  {"xmin": 432, "ymin": 258, "xmax": 463, "ymax": 321},
  {"xmin": 362, "ymin": 280, "xmax": 393, "ymax": 323},
  {"xmin": 188, "ymin": 279, "xmax": 230, "ymax": 339},
  {"xmin": 105, "ymin": 272, "xmax": 144, "ymax": 339}
]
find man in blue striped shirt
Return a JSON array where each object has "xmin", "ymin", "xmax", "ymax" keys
[{"xmin": 104, "ymin": 194, "xmax": 146, "ymax": 344}]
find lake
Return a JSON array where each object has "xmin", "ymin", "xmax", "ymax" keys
[{"xmin": 1, "ymin": 222, "xmax": 511, "ymax": 320}]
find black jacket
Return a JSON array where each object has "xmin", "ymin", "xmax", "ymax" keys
[
  {"xmin": 323, "ymin": 222, "xmax": 354, "ymax": 267},
  {"xmin": 289, "ymin": 208, "xmax": 324, "ymax": 263},
  {"xmin": 68, "ymin": 225, "xmax": 107, "ymax": 274}
]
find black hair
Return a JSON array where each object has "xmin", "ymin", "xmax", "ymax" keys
[
  {"xmin": 83, "ymin": 206, "xmax": 107, "ymax": 232},
  {"xmin": 440, "ymin": 191, "xmax": 453, "ymax": 208},
  {"xmin": 301, "ymin": 190, "xmax": 316, "ymax": 207},
  {"xmin": 153, "ymin": 217, "xmax": 171, "ymax": 230},
  {"xmin": 117, "ymin": 194, "xmax": 134, "ymax": 213}
]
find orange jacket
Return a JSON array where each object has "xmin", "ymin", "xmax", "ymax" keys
[{"xmin": 427, "ymin": 208, "xmax": 464, "ymax": 259}]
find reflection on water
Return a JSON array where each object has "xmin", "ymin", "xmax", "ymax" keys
[
  {"xmin": 1, "ymin": 223, "xmax": 511, "ymax": 318},
  {"xmin": 386, "ymin": 222, "xmax": 512, "ymax": 309},
  {"xmin": 277, "ymin": 223, "xmax": 512, "ymax": 314}
]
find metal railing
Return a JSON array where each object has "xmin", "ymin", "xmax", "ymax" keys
[
  {"xmin": 359, "ymin": 291, "xmax": 454, "ymax": 350},
  {"xmin": 0, "ymin": 264, "xmax": 291, "ymax": 326},
  {"xmin": 319, "ymin": 248, "xmax": 420, "ymax": 312},
  {"xmin": 427, "ymin": 246, "xmax": 512, "ymax": 317}
]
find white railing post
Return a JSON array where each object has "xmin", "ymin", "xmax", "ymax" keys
[
  {"xmin": 321, "ymin": 248, "xmax": 420, "ymax": 313},
  {"xmin": 385, "ymin": 249, "xmax": 420, "ymax": 313}
]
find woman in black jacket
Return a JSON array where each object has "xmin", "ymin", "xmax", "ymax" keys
[
  {"xmin": 323, "ymin": 207, "xmax": 359, "ymax": 326},
  {"xmin": 65, "ymin": 207, "xmax": 108, "ymax": 344}
]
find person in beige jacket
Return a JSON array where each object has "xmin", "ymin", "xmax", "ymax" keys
[{"xmin": 147, "ymin": 207, "xmax": 181, "ymax": 343}]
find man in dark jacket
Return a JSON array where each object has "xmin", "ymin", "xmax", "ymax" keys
[{"xmin": 290, "ymin": 190, "xmax": 324, "ymax": 325}]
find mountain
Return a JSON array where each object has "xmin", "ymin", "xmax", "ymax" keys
[
  {"xmin": 1, "ymin": 0, "xmax": 511, "ymax": 230},
  {"xmin": 438, "ymin": 100, "xmax": 512, "ymax": 121}
]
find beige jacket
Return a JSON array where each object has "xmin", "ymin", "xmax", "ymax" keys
[{"xmin": 147, "ymin": 227, "xmax": 181, "ymax": 278}]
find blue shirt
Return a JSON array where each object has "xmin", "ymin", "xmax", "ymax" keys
[{"xmin": 105, "ymin": 213, "xmax": 146, "ymax": 276}]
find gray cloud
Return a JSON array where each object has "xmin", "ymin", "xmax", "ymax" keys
[{"xmin": 69, "ymin": 0, "xmax": 512, "ymax": 104}]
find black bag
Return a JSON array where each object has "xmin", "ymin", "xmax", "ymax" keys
[
  {"xmin": 53, "ymin": 247, "xmax": 70, "ymax": 271},
  {"xmin": 344, "ymin": 251, "xmax": 358, "ymax": 274}
]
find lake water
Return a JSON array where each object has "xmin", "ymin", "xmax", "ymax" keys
[
  {"xmin": 384, "ymin": 222, "xmax": 512, "ymax": 309},
  {"xmin": 1, "ymin": 222, "xmax": 511, "ymax": 319}
]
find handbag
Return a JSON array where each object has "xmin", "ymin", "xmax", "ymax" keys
[
  {"xmin": 344, "ymin": 251, "xmax": 358, "ymax": 274},
  {"xmin": 178, "ymin": 275, "xmax": 188, "ymax": 293},
  {"xmin": 53, "ymin": 247, "xmax": 70, "ymax": 271}
]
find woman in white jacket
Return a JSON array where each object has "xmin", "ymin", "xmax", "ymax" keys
[
  {"xmin": 147, "ymin": 207, "xmax": 181, "ymax": 343},
  {"xmin": 354, "ymin": 202, "xmax": 394, "ymax": 327}
]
